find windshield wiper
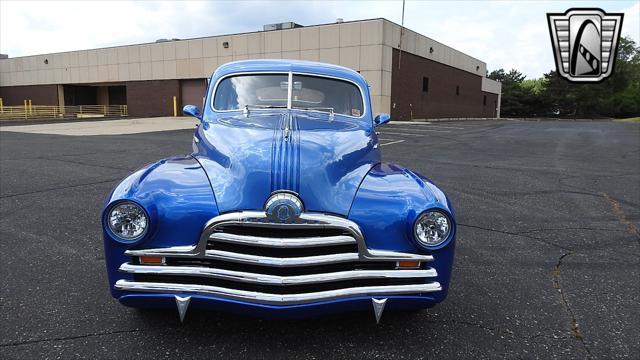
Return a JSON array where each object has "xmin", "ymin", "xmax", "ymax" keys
[
  {"xmin": 242, "ymin": 104, "xmax": 287, "ymax": 117},
  {"xmin": 293, "ymin": 107, "xmax": 335, "ymax": 121}
]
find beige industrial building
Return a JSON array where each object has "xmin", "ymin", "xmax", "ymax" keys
[{"xmin": 0, "ymin": 18, "xmax": 501, "ymax": 120}]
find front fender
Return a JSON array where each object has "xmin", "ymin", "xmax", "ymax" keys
[
  {"xmin": 102, "ymin": 155, "xmax": 219, "ymax": 297},
  {"xmin": 348, "ymin": 163, "xmax": 456, "ymax": 301}
]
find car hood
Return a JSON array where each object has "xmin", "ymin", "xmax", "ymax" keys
[{"xmin": 193, "ymin": 112, "xmax": 380, "ymax": 216}]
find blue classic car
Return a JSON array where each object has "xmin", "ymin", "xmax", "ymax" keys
[{"xmin": 102, "ymin": 60, "xmax": 456, "ymax": 323}]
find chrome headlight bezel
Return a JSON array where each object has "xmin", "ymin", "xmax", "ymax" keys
[
  {"xmin": 413, "ymin": 209, "xmax": 453, "ymax": 249},
  {"xmin": 105, "ymin": 201, "xmax": 150, "ymax": 243}
]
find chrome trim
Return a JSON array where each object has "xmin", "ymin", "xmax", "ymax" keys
[
  {"xmin": 209, "ymin": 71, "xmax": 368, "ymax": 120},
  {"xmin": 209, "ymin": 233, "xmax": 357, "ymax": 248},
  {"xmin": 175, "ymin": 296, "xmax": 190, "ymax": 323},
  {"xmin": 124, "ymin": 211, "xmax": 434, "ymax": 263},
  {"xmin": 264, "ymin": 191, "xmax": 304, "ymax": 223},
  {"xmin": 115, "ymin": 280, "xmax": 442, "ymax": 305},
  {"xmin": 205, "ymin": 250, "xmax": 359, "ymax": 267},
  {"xmin": 372, "ymin": 298, "xmax": 387, "ymax": 324},
  {"xmin": 126, "ymin": 245, "xmax": 197, "ymax": 257},
  {"xmin": 119, "ymin": 263, "xmax": 437, "ymax": 285},
  {"xmin": 286, "ymin": 71, "xmax": 293, "ymax": 109}
]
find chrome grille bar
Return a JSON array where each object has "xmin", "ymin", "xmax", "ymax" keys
[
  {"xmin": 204, "ymin": 250, "xmax": 360, "ymax": 267},
  {"xmin": 115, "ymin": 279, "xmax": 442, "ymax": 305},
  {"xmin": 125, "ymin": 247, "xmax": 433, "ymax": 263},
  {"xmin": 119, "ymin": 263, "xmax": 437, "ymax": 285},
  {"xmin": 209, "ymin": 233, "xmax": 357, "ymax": 247}
]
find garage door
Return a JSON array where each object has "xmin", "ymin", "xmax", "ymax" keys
[{"xmin": 180, "ymin": 79, "xmax": 207, "ymax": 109}]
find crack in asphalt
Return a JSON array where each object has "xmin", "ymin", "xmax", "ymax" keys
[
  {"xmin": 0, "ymin": 178, "xmax": 121, "ymax": 199},
  {"xmin": 458, "ymin": 223, "xmax": 572, "ymax": 251},
  {"xmin": 459, "ymin": 222, "xmax": 639, "ymax": 260},
  {"xmin": 0, "ymin": 329, "xmax": 142, "ymax": 347},
  {"xmin": 602, "ymin": 192, "xmax": 640, "ymax": 244},
  {"xmin": 552, "ymin": 252, "xmax": 592, "ymax": 358},
  {"xmin": 41, "ymin": 156, "xmax": 135, "ymax": 172},
  {"xmin": 516, "ymin": 227, "xmax": 625, "ymax": 234},
  {"xmin": 427, "ymin": 319, "xmax": 569, "ymax": 342}
]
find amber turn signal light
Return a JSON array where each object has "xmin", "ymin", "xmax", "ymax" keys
[
  {"xmin": 139, "ymin": 256, "xmax": 165, "ymax": 265},
  {"xmin": 397, "ymin": 261, "xmax": 421, "ymax": 269}
]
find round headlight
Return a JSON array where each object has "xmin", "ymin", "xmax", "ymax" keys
[
  {"xmin": 108, "ymin": 202, "xmax": 148, "ymax": 240},
  {"xmin": 414, "ymin": 210, "xmax": 451, "ymax": 247}
]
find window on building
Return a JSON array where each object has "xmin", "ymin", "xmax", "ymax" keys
[
  {"xmin": 456, "ymin": 85, "xmax": 460, "ymax": 96},
  {"xmin": 422, "ymin": 77, "xmax": 429, "ymax": 93},
  {"xmin": 483, "ymin": 95, "xmax": 487, "ymax": 106}
]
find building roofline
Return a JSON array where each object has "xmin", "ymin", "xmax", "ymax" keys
[
  {"xmin": 1, "ymin": 18, "xmax": 388, "ymax": 60},
  {"xmin": 3, "ymin": 17, "xmax": 488, "ymax": 67},
  {"xmin": 378, "ymin": 18, "xmax": 486, "ymax": 67}
]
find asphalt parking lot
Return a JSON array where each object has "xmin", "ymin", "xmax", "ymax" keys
[{"xmin": 1, "ymin": 119, "xmax": 638, "ymax": 359}]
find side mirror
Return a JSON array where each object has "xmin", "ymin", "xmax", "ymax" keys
[
  {"xmin": 374, "ymin": 113, "xmax": 391, "ymax": 127},
  {"xmin": 183, "ymin": 105, "xmax": 202, "ymax": 120}
]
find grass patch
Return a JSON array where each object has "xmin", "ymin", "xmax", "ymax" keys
[{"xmin": 614, "ymin": 117, "xmax": 640, "ymax": 123}]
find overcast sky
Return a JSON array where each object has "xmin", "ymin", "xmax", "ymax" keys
[{"xmin": 1, "ymin": 0, "xmax": 638, "ymax": 78}]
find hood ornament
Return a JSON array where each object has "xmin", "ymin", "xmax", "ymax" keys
[{"xmin": 265, "ymin": 191, "xmax": 303, "ymax": 223}]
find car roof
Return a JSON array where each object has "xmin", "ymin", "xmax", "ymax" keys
[{"xmin": 212, "ymin": 59, "xmax": 367, "ymax": 87}]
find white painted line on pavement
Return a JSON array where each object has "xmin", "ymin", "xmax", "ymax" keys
[
  {"xmin": 388, "ymin": 124, "xmax": 465, "ymax": 130},
  {"xmin": 380, "ymin": 131, "xmax": 428, "ymax": 137},
  {"xmin": 380, "ymin": 139, "xmax": 405, "ymax": 146},
  {"xmin": 385, "ymin": 127, "xmax": 451, "ymax": 133}
]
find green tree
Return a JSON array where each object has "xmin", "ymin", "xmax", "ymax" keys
[
  {"xmin": 489, "ymin": 36, "xmax": 639, "ymax": 118},
  {"xmin": 488, "ymin": 69, "xmax": 524, "ymax": 116}
]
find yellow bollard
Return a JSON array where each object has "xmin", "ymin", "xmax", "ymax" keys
[
  {"xmin": 28, "ymin": 99, "xmax": 32, "ymax": 115},
  {"xmin": 173, "ymin": 96, "xmax": 177, "ymax": 117},
  {"xmin": 24, "ymin": 100, "xmax": 28, "ymax": 119},
  {"xmin": 0, "ymin": 98, "xmax": 3, "ymax": 113}
]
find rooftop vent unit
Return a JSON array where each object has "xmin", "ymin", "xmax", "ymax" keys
[
  {"xmin": 155, "ymin": 38, "xmax": 180, "ymax": 43},
  {"xmin": 263, "ymin": 22, "xmax": 303, "ymax": 31}
]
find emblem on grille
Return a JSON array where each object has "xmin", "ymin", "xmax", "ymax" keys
[
  {"xmin": 265, "ymin": 191, "xmax": 304, "ymax": 223},
  {"xmin": 547, "ymin": 8, "xmax": 624, "ymax": 82}
]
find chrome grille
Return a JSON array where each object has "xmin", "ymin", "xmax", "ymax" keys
[{"xmin": 115, "ymin": 211, "xmax": 441, "ymax": 304}]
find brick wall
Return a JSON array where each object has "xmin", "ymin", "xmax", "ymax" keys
[
  {"xmin": 391, "ymin": 49, "xmax": 495, "ymax": 119},
  {"xmin": 126, "ymin": 80, "xmax": 180, "ymax": 117},
  {"xmin": 0, "ymin": 85, "xmax": 59, "ymax": 105}
]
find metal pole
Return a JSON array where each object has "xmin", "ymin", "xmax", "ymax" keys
[
  {"xmin": 173, "ymin": 96, "xmax": 177, "ymax": 117},
  {"xmin": 28, "ymin": 99, "xmax": 32, "ymax": 115},
  {"xmin": 398, "ymin": 0, "xmax": 405, "ymax": 70}
]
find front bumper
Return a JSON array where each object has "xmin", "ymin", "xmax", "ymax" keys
[
  {"xmin": 118, "ymin": 293, "xmax": 438, "ymax": 319},
  {"xmin": 111, "ymin": 211, "xmax": 445, "ymax": 315}
]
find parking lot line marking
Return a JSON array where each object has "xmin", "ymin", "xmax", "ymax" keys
[
  {"xmin": 389, "ymin": 124, "xmax": 465, "ymax": 130},
  {"xmin": 380, "ymin": 131, "xmax": 427, "ymax": 137},
  {"xmin": 384, "ymin": 127, "xmax": 451, "ymax": 133},
  {"xmin": 380, "ymin": 140, "xmax": 405, "ymax": 146}
]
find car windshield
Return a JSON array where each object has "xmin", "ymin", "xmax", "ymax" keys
[{"xmin": 213, "ymin": 74, "xmax": 364, "ymax": 117}]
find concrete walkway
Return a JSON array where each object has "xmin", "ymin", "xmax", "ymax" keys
[
  {"xmin": 0, "ymin": 116, "xmax": 501, "ymax": 136},
  {"xmin": 0, "ymin": 116, "xmax": 198, "ymax": 136}
]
